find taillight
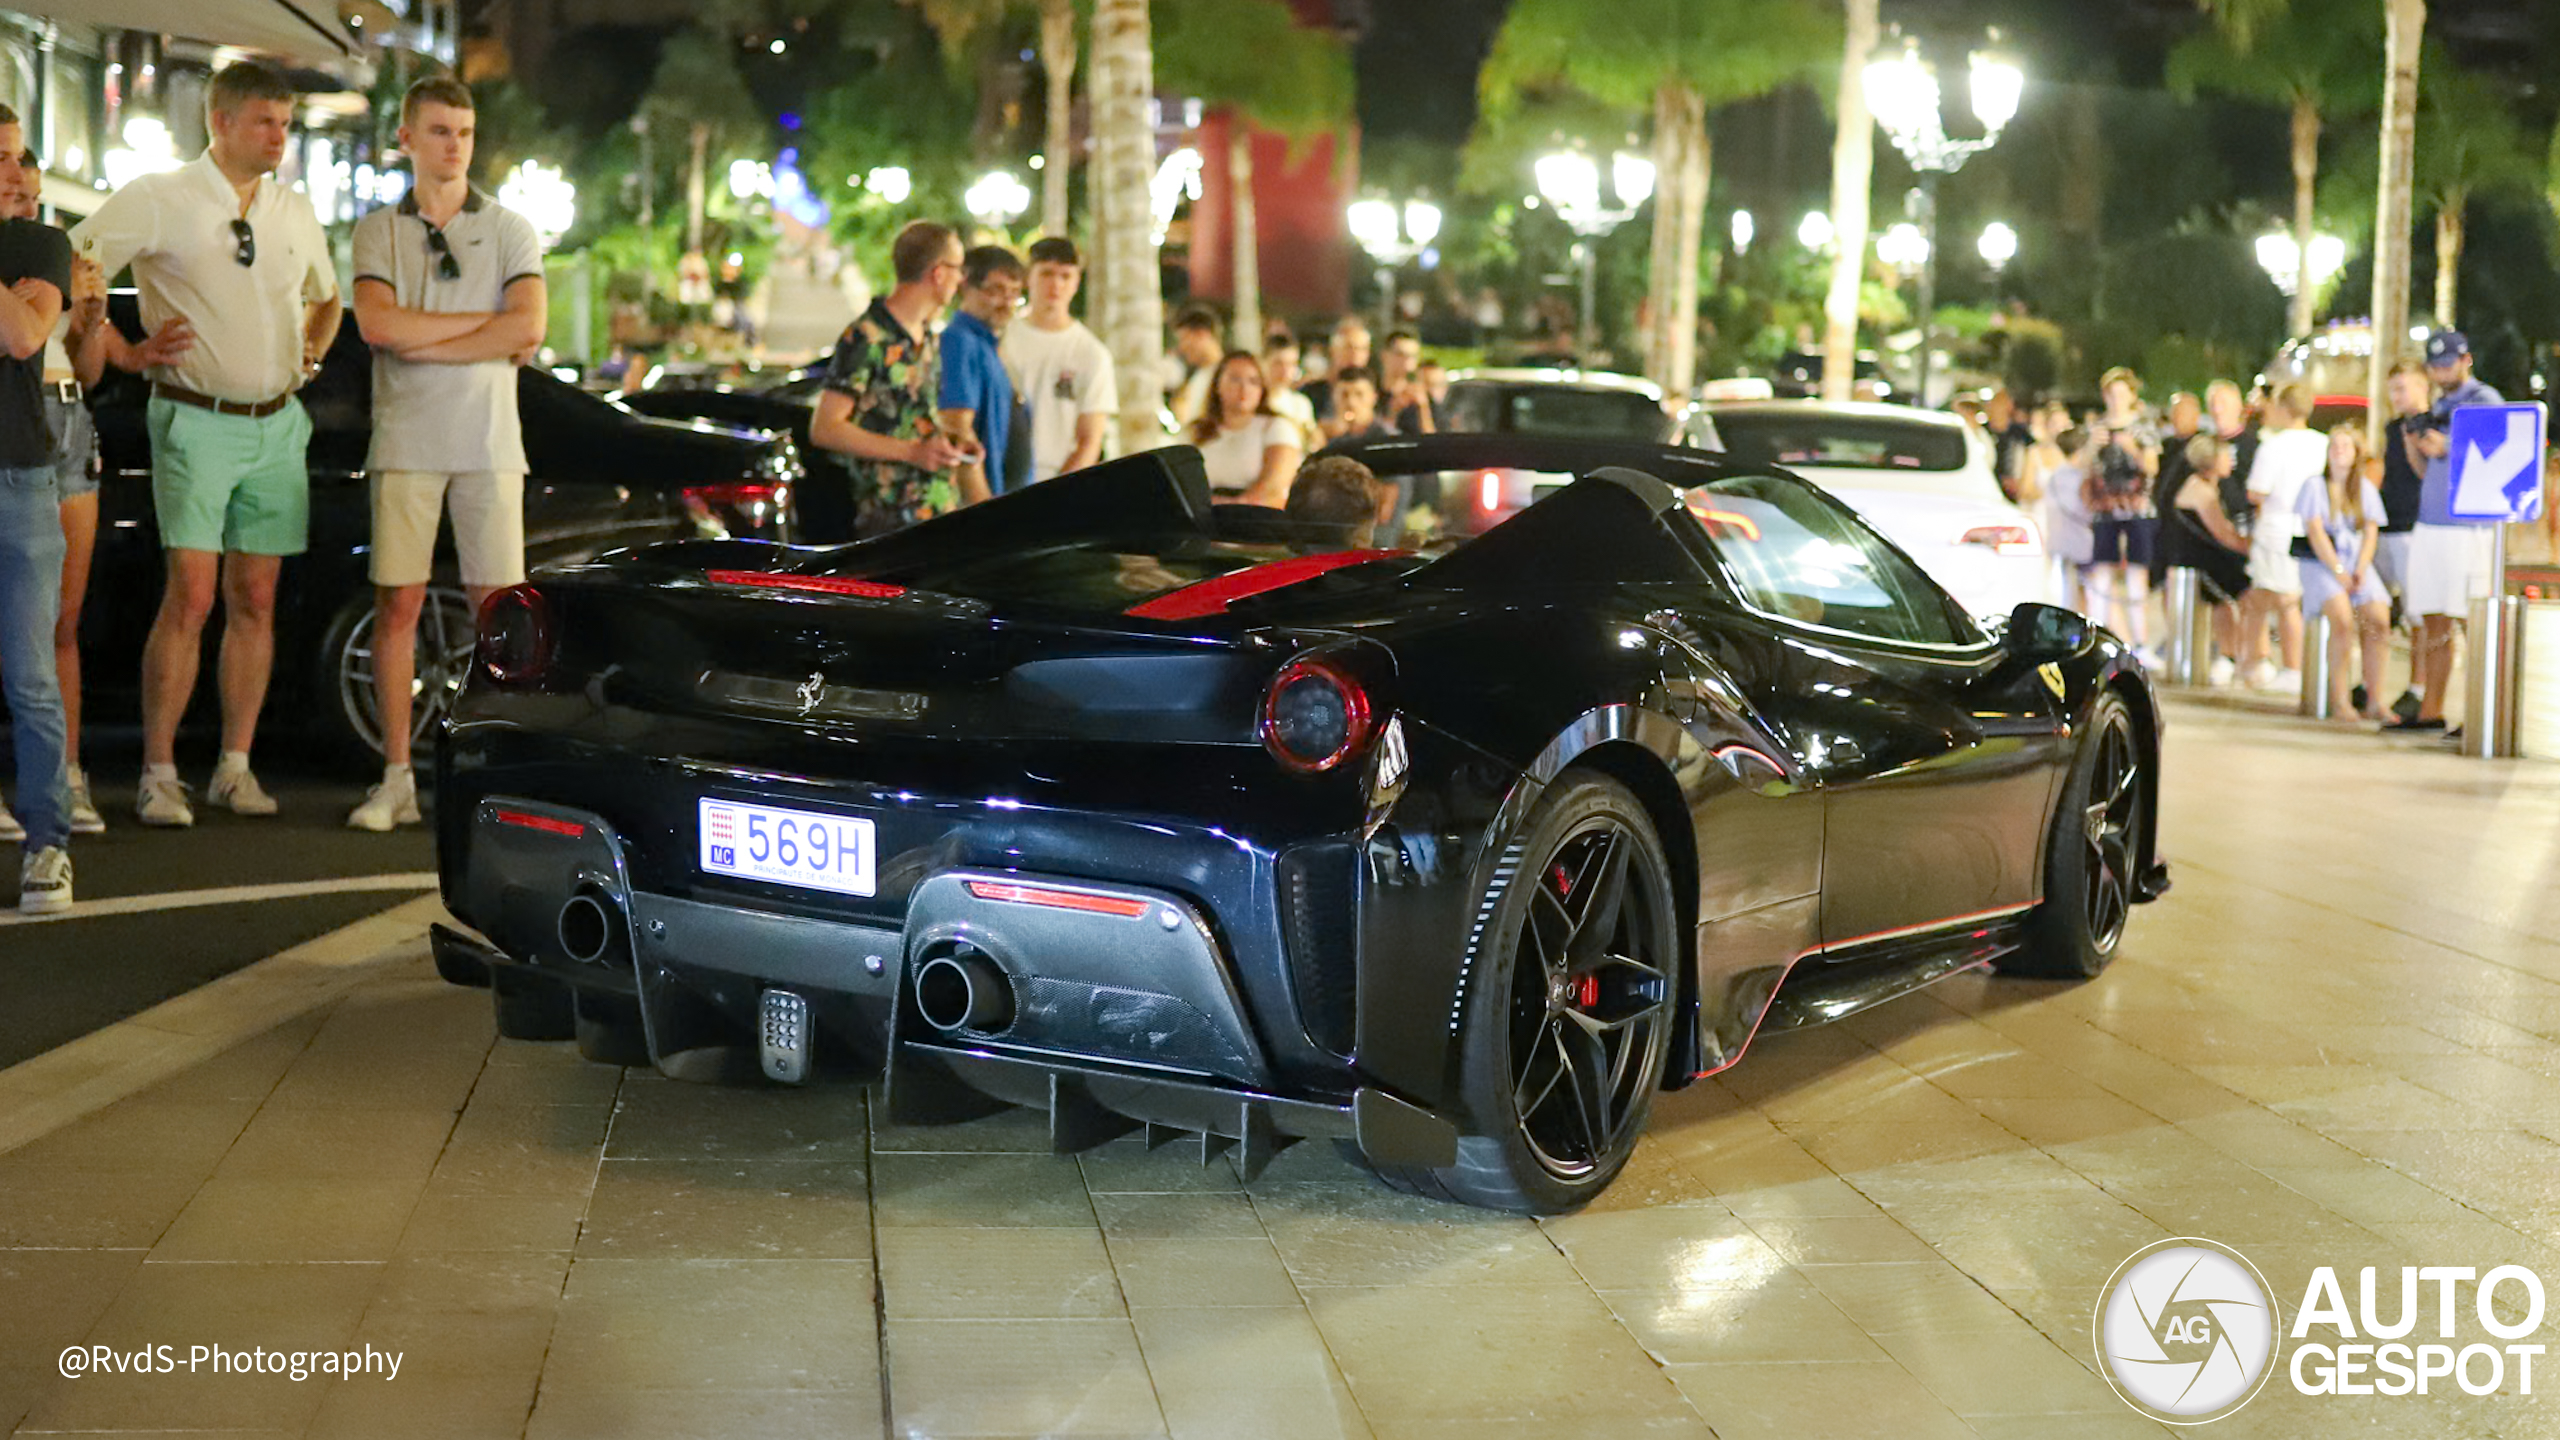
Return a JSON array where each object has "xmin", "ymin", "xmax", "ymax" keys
[
  {"xmin": 1958, "ymin": 525, "xmax": 2041, "ymax": 556},
  {"xmin": 1478, "ymin": 471, "xmax": 1503, "ymax": 512},
  {"xmin": 685, "ymin": 481, "xmax": 791, "ymax": 540},
  {"xmin": 705, "ymin": 569, "xmax": 907, "ymax": 599},
  {"xmin": 1261, "ymin": 656, "xmax": 1376, "ymax": 774},
  {"xmin": 477, "ymin": 584, "xmax": 554, "ymax": 686}
]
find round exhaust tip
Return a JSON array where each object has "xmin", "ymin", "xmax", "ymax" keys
[
  {"xmin": 557, "ymin": 892, "xmax": 620, "ymax": 965},
  {"xmin": 915, "ymin": 951, "xmax": 1014, "ymax": 1033}
]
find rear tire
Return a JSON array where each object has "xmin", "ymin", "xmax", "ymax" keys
[
  {"xmin": 1367, "ymin": 771, "xmax": 1678, "ymax": 1213},
  {"xmin": 2000, "ymin": 692, "xmax": 2142, "ymax": 980},
  {"xmin": 312, "ymin": 584, "xmax": 477, "ymax": 770}
]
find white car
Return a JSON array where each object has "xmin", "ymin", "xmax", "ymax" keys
[{"xmin": 1682, "ymin": 401, "xmax": 2051, "ymax": 619}]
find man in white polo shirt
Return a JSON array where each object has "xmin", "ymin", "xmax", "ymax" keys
[
  {"xmin": 70, "ymin": 62, "xmax": 342, "ymax": 826},
  {"xmin": 344, "ymin": 76, "xmax": 545, "ymax": 832}
]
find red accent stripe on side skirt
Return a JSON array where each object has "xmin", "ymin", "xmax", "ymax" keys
[
  {"xmin": 1127, "ymin": 550, "xmax": 1410, "ymax": 621},
  {"xmin": 705, "ymin": 570, "xmax": 908, "ymax": 599}
]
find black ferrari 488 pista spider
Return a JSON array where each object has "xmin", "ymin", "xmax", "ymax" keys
[{"xmin": 431, "ymin": 436, "xmax": 2167, "ymax": 1212}]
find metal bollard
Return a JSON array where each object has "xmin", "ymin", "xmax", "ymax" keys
[
  {"xmin": 2299, "ymin": 610, "xmax": 2333, "ymax": 717},
  {"xmin": 2462, "ymin": 594, "xmax": 2525, "ymax": 757},
  {"xmin": 2160, "ymin": 568, "xmax": 2204, "ymax": 685}
]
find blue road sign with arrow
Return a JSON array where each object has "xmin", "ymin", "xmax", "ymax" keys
[{"xmin": 2448, "ymin": 402, "xmax": 2547, "ymax": 524}]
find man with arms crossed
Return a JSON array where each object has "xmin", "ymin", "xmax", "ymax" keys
[
  {"xmin": 1000, "ymin": 237, "xmax": 1115, "ymax": 483},
  {"xmin": 0, "ymin": 120, "xmax": 73, "ymax": 910},
  {"xmin": 345, "ymin": 76, "xmax": 545, "ymax": 829},
  {"xmin": 71, "ymin": 62, "xmax": 341, "ymax": 825}
]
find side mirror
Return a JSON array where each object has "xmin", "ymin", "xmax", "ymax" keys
[{"xmin": 2005, "ymin": 602, "xmax": 2092, "ymax": 663}]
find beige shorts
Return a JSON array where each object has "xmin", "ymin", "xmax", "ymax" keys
[{"xmin": 370, "ymin": 471, "xmax": 526, "ymax": 589}]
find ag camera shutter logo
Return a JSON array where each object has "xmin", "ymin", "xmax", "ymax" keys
[{"xmin": 2096, "ymin": 1238, "xmax": 2279, "ymax": 1422}]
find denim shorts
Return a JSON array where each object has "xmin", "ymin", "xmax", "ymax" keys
[{"xmin": 42, "ymin": 394, "xmax": 98, "ymax": 500}]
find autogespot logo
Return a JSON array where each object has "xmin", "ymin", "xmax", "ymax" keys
[{"xmin": 2095, "ymin": 1238, "xmax": 2280, "ymax": 1423}]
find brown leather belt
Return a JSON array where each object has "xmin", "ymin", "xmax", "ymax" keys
[{"xmin": 152, "ymin": 382, "xmax": 294, "ymax": 419}]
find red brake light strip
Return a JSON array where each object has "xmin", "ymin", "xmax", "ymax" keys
[
  {"xmin": 494, "ymin": 809, "xmax": 586, "ymax": 838},
  {"xmin": 965, "ymin": 880, "xmax": 1154, "ymax": 918},
  {"xmin": 706, "ymin": 569, "xmax": 907, "ymax": 599}
]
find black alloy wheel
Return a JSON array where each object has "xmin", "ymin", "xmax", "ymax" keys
[
  {"xmin": 2002, "ymin": 692, "xmax": 2143, "ymax": 980},
  {"xmin": 1370, "ymin": 771, "xmax": 1677, "ymax": 1212}
]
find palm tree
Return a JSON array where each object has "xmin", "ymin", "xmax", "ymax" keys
[
  {"xmin": 1156, "ymin": 0, "xmax": 1353, "ymax": 348},
  {"xmin": 640, "ymin": 25, "xmax": 762, "ymax": 259},
  {"xmin": 2412, "ymin": 58, "xmax": 2538, "ymax": 326},
  {"xmin": 1819, "ymin": 0, "xmax": 1878, "ymax": 403},
  {"xmin": 2166, "ymin": 0, "xmax": 2379, "ymax": 339},
  {"xmin": 1037, "ymin": 0, "xmax": 1077, "ymax": 237},
  {"xmin": 1091, "ymin": 0, "xmax": 1165, "ymax": 457},
  {"xmin": 1478, "ymin": 0, "xmax": 1838, "ymax": 399}
]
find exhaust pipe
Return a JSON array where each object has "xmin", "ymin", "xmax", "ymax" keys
[
  {"xmin": 557, "ymin": 890, "xmax": 625, "ymax": 965},
  {"xmin": 915, "ymin": 951, "xmax": 1014, "ymax": 1033}
]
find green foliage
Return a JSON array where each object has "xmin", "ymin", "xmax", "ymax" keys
[
  {"xmin": 2165, "ymin": 0, "xmax": 2379, "ymax": 118},
  {"xmin": 641, "ymin": 24, "xmax": 763, "ymax": 156},
  {"xmin": 2197, "ymin": 0, "xmax": 2300, "ymax": 54},
  {"xmin": 1156, "ymin": 0, "xmax": 1353, "ymax": 140},
  {"xmin": 1478, "ymin": 0, "xmax": 1837, "ymax": 120},
  {"xmin": 2000, "ymin": 317, "xmax": 2066, "ymax": 399},
  {"xmin": 2413, "ymin": 55, "xmax": 2540, "ymax": 212}
]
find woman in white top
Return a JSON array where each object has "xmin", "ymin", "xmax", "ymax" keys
[{"xmin": 1189, "ymin": 350, "xmax": 1301, "ymax": 506}]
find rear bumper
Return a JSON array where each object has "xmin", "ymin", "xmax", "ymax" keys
[{"xmin": 440, "ymin": 794, "xmax": 1456, "ymax": 1174}]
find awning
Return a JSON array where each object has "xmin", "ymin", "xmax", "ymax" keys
[{"xmin": 10, "ymin": 0, "xmax": 364, "ymax": 73}]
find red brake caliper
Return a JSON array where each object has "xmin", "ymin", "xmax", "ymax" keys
[{"xmin": 1577, "ymin": 975, "xmax": 1599, "ymax": 1009}]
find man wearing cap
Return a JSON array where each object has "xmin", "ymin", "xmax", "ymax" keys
[
  {"xmin": 2389, "ymin": 330, "xmax": 2501, "ymax": 733},
  {"xmin": 69, "ymin": 61, "xmax": 341, "ymax": 824}
]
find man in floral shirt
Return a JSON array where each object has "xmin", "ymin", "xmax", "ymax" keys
[{"xmin": 810, "ymin": 221, "xmax": 974, "ymax": 538}]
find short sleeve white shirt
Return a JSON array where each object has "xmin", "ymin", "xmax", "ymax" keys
[
  {"xmin": 2244, "ymin": 427, "xmax": 2327, "ymax": 541},
  {"xmin": 68, "ymin": 153, "xmax": 337, "ymax": 403},
  {"xmin": 1000, "ymin": 316, "xmax": 1118, "ymax": 482},
  {"xmin": 1196, "ymin": 415, "xmax": 1299, "ymax": 495}
]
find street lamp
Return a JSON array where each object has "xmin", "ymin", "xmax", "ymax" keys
[
  {"xmin": 965, "ymin": 169, "xmax": 1032, "ymax": 231},
  {"xmin": 1533, "ymin": 149, "xmax": 1655, "ymax": 362},
  {"xmin": 1346, "ymin": 196, "xmax": 1442, "ymax": 334},
  {"xmin": 1798, "ymin": 210, "xmax": 1836, "ymax": 251},
  {"xmin": 1731, "ymin": 210, "xmax": 1755, "ymax": 254},
  {"xmin": 727, "ymin": 158, "xmax": 775, "ymax": 202},
  {"xmin": 1862, "ymin": 32, "xmax": 2023, "ymax": 407},
  {"xmin": 862, "ymin": 166, "xmax": 912, "ymax": 204},
  {"xmin": 2254, "ymin": 230, "xmax": 2347, "ymax": 300},
  {"xmin": 1876, "ymin": 221, "xmax": 1931, "ymax": 273},
  {"xmin": 1977, "ymin": 221, "xmax": 2017, "ymax": 275},
  {"xmin": 499, "ymin": 160, "xmax": 578, "ymax": 248}
]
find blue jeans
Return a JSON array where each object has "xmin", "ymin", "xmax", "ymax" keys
[{"xmin": 0, "ymin": 463, "xmax": 67, "ymax": 851}]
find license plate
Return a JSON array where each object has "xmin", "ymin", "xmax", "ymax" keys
[{"xmin": 697, "ymin": 798, "xmax": 877, "ymax": 896}]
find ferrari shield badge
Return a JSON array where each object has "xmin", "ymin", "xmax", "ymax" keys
[{"xmin": 2038, "ymin": 663, "xmax": 2066, "ymax": 700}]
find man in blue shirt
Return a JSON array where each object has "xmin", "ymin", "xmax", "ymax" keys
[
  {"xmin": 936, "ymin": 245, "xmax": 1024, "ymax": 502},
  {"xmin": 2390, "ymin": 330, "xmax": 2503, "ymax": 733}
]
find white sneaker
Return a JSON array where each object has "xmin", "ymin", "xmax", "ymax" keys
[
  {"xmin": 2207, "ymin": 656, "xmax": 2238, "ymax": 688},
  {"xmin": 2246, "ymin": 661, "xmax": 2277, "ymax": 690},
  {"xmin": 65, "ymin": 766, "xmax": 104, "ymax": 836},
  {"xmin": 2270, "ymin": 667, "xmax": 2304, "ymax": 693},
  {"xmin": 207, "ymin": 765, "xmax": 279, "ymax": 817},
  {"xmin": 19, "ymin": 845, "xmax": 71, "ymax": 915},
  {"xmin": 135, "ymin": 775, "xmax": 194, "ymax": 827},
  {"xmin": 0, "ymin": 799, "xmax": 20, "ymax": 843},
  {"xmin": 347, "ymin": 771, "xmax": 422, "ymax": 832}
]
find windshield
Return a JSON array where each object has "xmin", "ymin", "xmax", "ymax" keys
[
  {"xmin": 1699, "ymin": 412, "xmax": 1968, "ymax": 472},
  {"xmin": 1444, "ymin": 383, "xmax": 1671, "ymax": 442}
]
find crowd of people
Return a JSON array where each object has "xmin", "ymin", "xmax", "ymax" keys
[
  {"xmin": 803, "ymin": 229, "xmax": 1447, "ymax": 539},
  {"xmin": 0, "ymin": 65, "xmax": 545, "ymax": 913},
  {"xmin": 1982, "ymin": 333, "xmax": 2509, "ymax": 734}
]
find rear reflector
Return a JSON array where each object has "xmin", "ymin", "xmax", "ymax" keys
[
  {"xmin": 1478, "ymin": 471, "xmax": 1502, "ymax": 512},
  {"xmin": 1127, "ymin": 550, "xmax": 1407, "ymax": 621},
  {"xmin": 494, "ymin": 808, "xmax": 585, "ymax": 838},
  {"xmin": 965, "ymin": 880, "xmax": 1154, "ymax": 918},
  {"xmin": 706, "ymin": 569, "xmax": 907, "ymax": 599}
]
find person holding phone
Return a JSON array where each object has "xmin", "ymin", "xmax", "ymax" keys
[{"xmin": 809, "ymin": 221, "xmax": 974, "ymax": 539}]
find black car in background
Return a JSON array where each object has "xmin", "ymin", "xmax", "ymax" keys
[
  {"xmin": 72, "ymin": 295, "xmax": 802, "ymax": 765},
  {"xmin": 619, "ymin": 366, "xmax": 864, "ymax": 542}
]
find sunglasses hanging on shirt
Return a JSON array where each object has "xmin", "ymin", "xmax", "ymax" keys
[
  {"xmin": 230, "ymin": 219, "xmax": 255, "ymax": 268},
  {"xmin": 422, "ymin": 221, "xmax": 461, "ymax": 281}
]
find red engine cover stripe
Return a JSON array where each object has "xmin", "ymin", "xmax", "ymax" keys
[{"xmin": 1126, "ymin": 550, "xmax": 1409, "ymax": 621}]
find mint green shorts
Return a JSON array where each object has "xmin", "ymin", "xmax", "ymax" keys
[{"xmin": 146, "ymin": 396, "xmax": 312, "ymax": 556}]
